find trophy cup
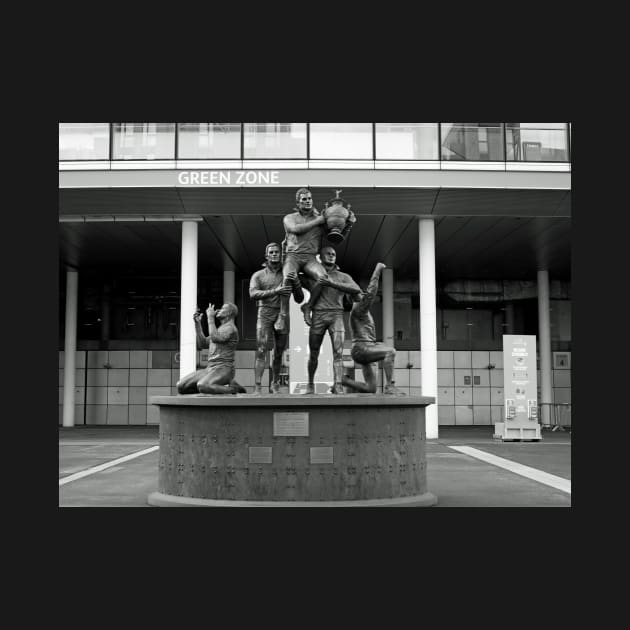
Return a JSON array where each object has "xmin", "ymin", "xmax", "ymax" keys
[{"xmin": 323, "ymin": 189, "xmax": 353, "ymax": 244}]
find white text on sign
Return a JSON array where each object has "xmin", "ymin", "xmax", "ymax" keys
[{"xmin": 177, "ymin": 171, "xmax": 280, "ymax": 185}]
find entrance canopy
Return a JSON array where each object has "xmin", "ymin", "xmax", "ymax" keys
[{"xmin": 59, "ymin": 186, "xmax": 571, "ymax": 281}]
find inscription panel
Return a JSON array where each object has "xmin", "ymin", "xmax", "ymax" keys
[
  {"xmin": 273, "ymin": 412, "xmax": 309, "ymax": 436},
  {"xmin": 248, "ymin": 446, "xmax": 273, "ymax": 464},
  {"xmin": 310, "ymin": 446, "xmax": 334, "ymax": 464}
]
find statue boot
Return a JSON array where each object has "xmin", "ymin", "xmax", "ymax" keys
[{"xmin": 330, "ymin": 362, "xmax": 345, "ymax": 394}]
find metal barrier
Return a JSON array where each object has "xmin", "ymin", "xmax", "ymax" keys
[{"xmin": 539, "ymin": 403, "xmax": 571, "ymax": 432}]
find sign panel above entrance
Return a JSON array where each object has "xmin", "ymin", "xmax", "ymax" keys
[
  {"xmin": 178, "ymin": 170, "xmax": 280, "ymax": 185},
  {"xmin": 59, "ymin": 168, "xmax": 570, "ymax": 191}
]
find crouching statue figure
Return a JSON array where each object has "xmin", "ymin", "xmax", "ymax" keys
[
  {"xmin": 342, "ymin": 263, "xmax": 404, "ymax": 395},
  {"xmin": 176, "ymin": 303, "xmax": 247, "ymax": 395}
]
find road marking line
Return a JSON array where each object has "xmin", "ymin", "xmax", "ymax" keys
[
  {"xmin": 449, "ymin": 445, "xmax": 571, "ymax": 494},
  {"xmin": 59, "ymin": 442, "xmax": 159, "ymax": 446},
  {"xmin": 428, "ymin": 452, "xmax": 471, "ymax": 457},
  {"xmin": 59, "ymin": 446, "xmax": 159, "ymax": 486}
]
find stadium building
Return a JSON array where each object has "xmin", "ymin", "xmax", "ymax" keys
[{"xmin": 58, "ymin": 123, "xmax": 571, "ymax": 438}]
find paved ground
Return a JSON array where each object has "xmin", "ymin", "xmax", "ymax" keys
[{"xmin": 59, "ymin": 426, "xmax": 571, "ymax": 507}]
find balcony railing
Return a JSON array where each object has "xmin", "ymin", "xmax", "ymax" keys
[{"xmin": 59, "ymin": 123, "xmax": 571, "ymax": 164}]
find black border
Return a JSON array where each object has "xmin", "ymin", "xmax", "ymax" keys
[{"xmin": 50, "ymin": 86, "xmax": 587, "ymax": 574}]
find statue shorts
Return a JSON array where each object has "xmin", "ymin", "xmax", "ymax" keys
[
  {"xmin": 310, "ymin": 310, "xmax": 345, "ymax": 336},
  {"xmin": 283, "ymin": 252, "xmax": 327, "ymax": 278},
  {"xmin": 351, "ymin": 341, "xmax": 392, "ymax": 365},
  {"xmin": 256, "ymin": 306, "xmax": 283, "ymax": 349},
  {"xmin": 201, "ymin": 363, "xmax": 235, "ymax": 385}
]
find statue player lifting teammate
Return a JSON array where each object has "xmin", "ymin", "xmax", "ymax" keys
[
  {"xmin": 274, "ymin": 187, "xmax": 356, "ymax": 332},
  {"xmin": 249, "ymin": 242, "xmax": 304, "ymax": 394},
  {"xmin": 300, "ymin": 245, "xmax": 361, "ymax": 395}
]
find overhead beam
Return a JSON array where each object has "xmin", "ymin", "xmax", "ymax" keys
[
  {"xmin": 59, "ymin": 169, "xmax": 570, "ymax": 191},
  {"xmin": 59, "ymin": 215, "xmax": 203, "ymax": 223}
]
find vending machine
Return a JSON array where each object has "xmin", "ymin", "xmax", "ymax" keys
[{"xmin": 495, "ymin": 335, "xmax": 541, "ymax": 441}]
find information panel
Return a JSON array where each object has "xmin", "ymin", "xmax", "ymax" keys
[
  {"xmin": 501, "ymin": 335, "xmax": 541, "ymax": 440},
  {"xmin": 248, "ymin": 447, "xmax": 273, "ymax": 464},
  {"xmin": 273, "ymin": 412, "xmax": 309, "ymax": 436},
  {"xmin": 310, "ymin": 447, "xmax": 334, "ymax": 464}
]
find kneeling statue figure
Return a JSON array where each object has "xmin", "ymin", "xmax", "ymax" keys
[
  {"xmin": 342, "ymin": 262, "xmax": 403, "ymax": 395},
  {"xmin": 176, "ymin": 302, "xmax": 247, "ymax": 395}
]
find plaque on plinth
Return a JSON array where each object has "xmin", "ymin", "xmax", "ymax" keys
[{"xmin": 273, "ymin": 412, "xmax": 309, "ymax": 436}]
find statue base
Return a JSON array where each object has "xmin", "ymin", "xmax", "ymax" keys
[
  {"xmin": 147, "ymin": 394, "xmax": 437, "ymax": 507},
  {"xmin": 147, "ymin": 491, "xmax": 437, "ymax": 507}
]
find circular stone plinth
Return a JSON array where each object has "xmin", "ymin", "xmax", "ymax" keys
[
  {"xmin": 148, "ymin": 491, "xmax": 437, "ymax": 508},
  {"xmin": 150, "ymin": 394, "xmax": 438, "ymax": 505}
]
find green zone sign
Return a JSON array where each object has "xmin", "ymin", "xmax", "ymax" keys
[{"xmin": 177, "ymin": 170, "xmax": 280, "ymax": 185}]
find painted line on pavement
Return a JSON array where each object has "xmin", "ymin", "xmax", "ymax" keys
[
  {"xmin": 59, "ymin": 446, "xmax": 159, "ymax": 486},
  {"xmin": 449, "ymin": 445, "xmax": 571, "ymax": 494},
  {"xmin": 437, "ymin": 441, "xmax": 571, "ymax": 446},
  {"xmin": 59, "ymin": 442, "xmax": 158, "ymax": 447}
]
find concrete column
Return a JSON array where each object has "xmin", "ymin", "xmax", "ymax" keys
[
  {"xmin": 62, "ymin": 270, "xmax": 78, "ymax": 427},
  {"xmin": 223, "ymin": 268, "xmax": 235, "ymax": 305},
  {"xmin": 179, "ymin": 221, "xmax": 198, "ymax": 379},
  {"xmin": 419, "ymin": 219, "xmax": 438, "ymax": 439},
  {"xmin": 537, "ymin": 270, "xmax": 553, "ymax": 427},
  {"xmin": 381, "ymin": 268, "xmax": 394, "ymax": 348}
]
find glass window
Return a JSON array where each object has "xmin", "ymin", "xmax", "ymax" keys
[
  {"xmin": 505, "ymin": 123, "xmax": 569, "ymax": 162},
  {"xmin": 59, "ymin": 123, "xmax": 110, "ymax": 160},
  {"xmin": 439, "ymin": 308, "xmax": 497, "ymax": 350},
  {"xmin": 243, "ymin": 123, "xmax": 306, "ymax": 158},
  {"xmin": 375, "ymin": 123, "xmax": 439, "ymax": 160},
  {"xmin": 550, "ymin": 299, "xmax": 571, "ymax": 341},
  {"xmin": 112, "ymin": 123, "xmax": 175, "ymax": 160},
  {"xmin": 177, "ymin": 123, "xmax": 241, "ymax": 159},
  {"xmin": 394, "ymin": 296, "xmax": 419, "ymax": 346},
  {"xmin": 440, "ymin": 123, "xmax": 505, "ymax": 161},
  {"xmin": 309, "ymin": 123, "xmax": 373, "ymax": 159}
]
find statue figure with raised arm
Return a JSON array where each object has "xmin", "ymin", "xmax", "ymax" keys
[
  {"xmin": 176, "ymin": 302, "xmax": 247, "ymax": 395},
  {"xmin": 274, "ymin": 188, "xmax": 356, "ymax": 332},
  {"xmin": 341, "ymin": 262, "xmax": 404, "ymax": 395}
]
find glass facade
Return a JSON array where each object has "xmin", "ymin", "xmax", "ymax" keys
[
  {"xmin": 505, "ymin": 123, "xmax": 569, "ymax": 162},
  {"xmin": 177, "ymin": 123, "xmax": 241, "ymax": 159},
  {"xmin": 309, "ymin": 123, "xmax": 373, "ymax": 159},
  {"xmin": 441, "ymin": 123, "xmax": 505, "ymax": 161},
  {"xmin": 112, "ymin": 123, "xmax": 176, "ymax": 160},
  {"xmin": 59, "ymin": 123, "xmax": 572, "ymax": 163},
  {"xmin": 243, "ymin": 123, "xmax": 307, "ymax": 158},
  {"xmin": 375, "ymin": 123, "xmax": 439, "ymax": 160},
  {"xmin": 59, "ymin": 123, "xmax": 110, "ymax": 160}
]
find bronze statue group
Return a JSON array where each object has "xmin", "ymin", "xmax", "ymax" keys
[{"xmin": 176, "ymin": 188, "xmax": 403, "ymax": 396}]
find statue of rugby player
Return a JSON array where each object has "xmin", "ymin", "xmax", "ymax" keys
[
  {"xmin": 274, "ymin": 187, "xmax": 356, "ymax": 332},
  {"xmin": 341, "ymin": 262, "xmax": 403, "ymax": 395},
  {"xmin": 301, "ymin": 245, "xmax": 361, "ymax": 395},
  {"xmin": 176, "ymin": 302, "xmax": 247, "ymax": 395},
  {"xmin": 249, "ymin": 242, "xmax": 304, "ymax": 394}
]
